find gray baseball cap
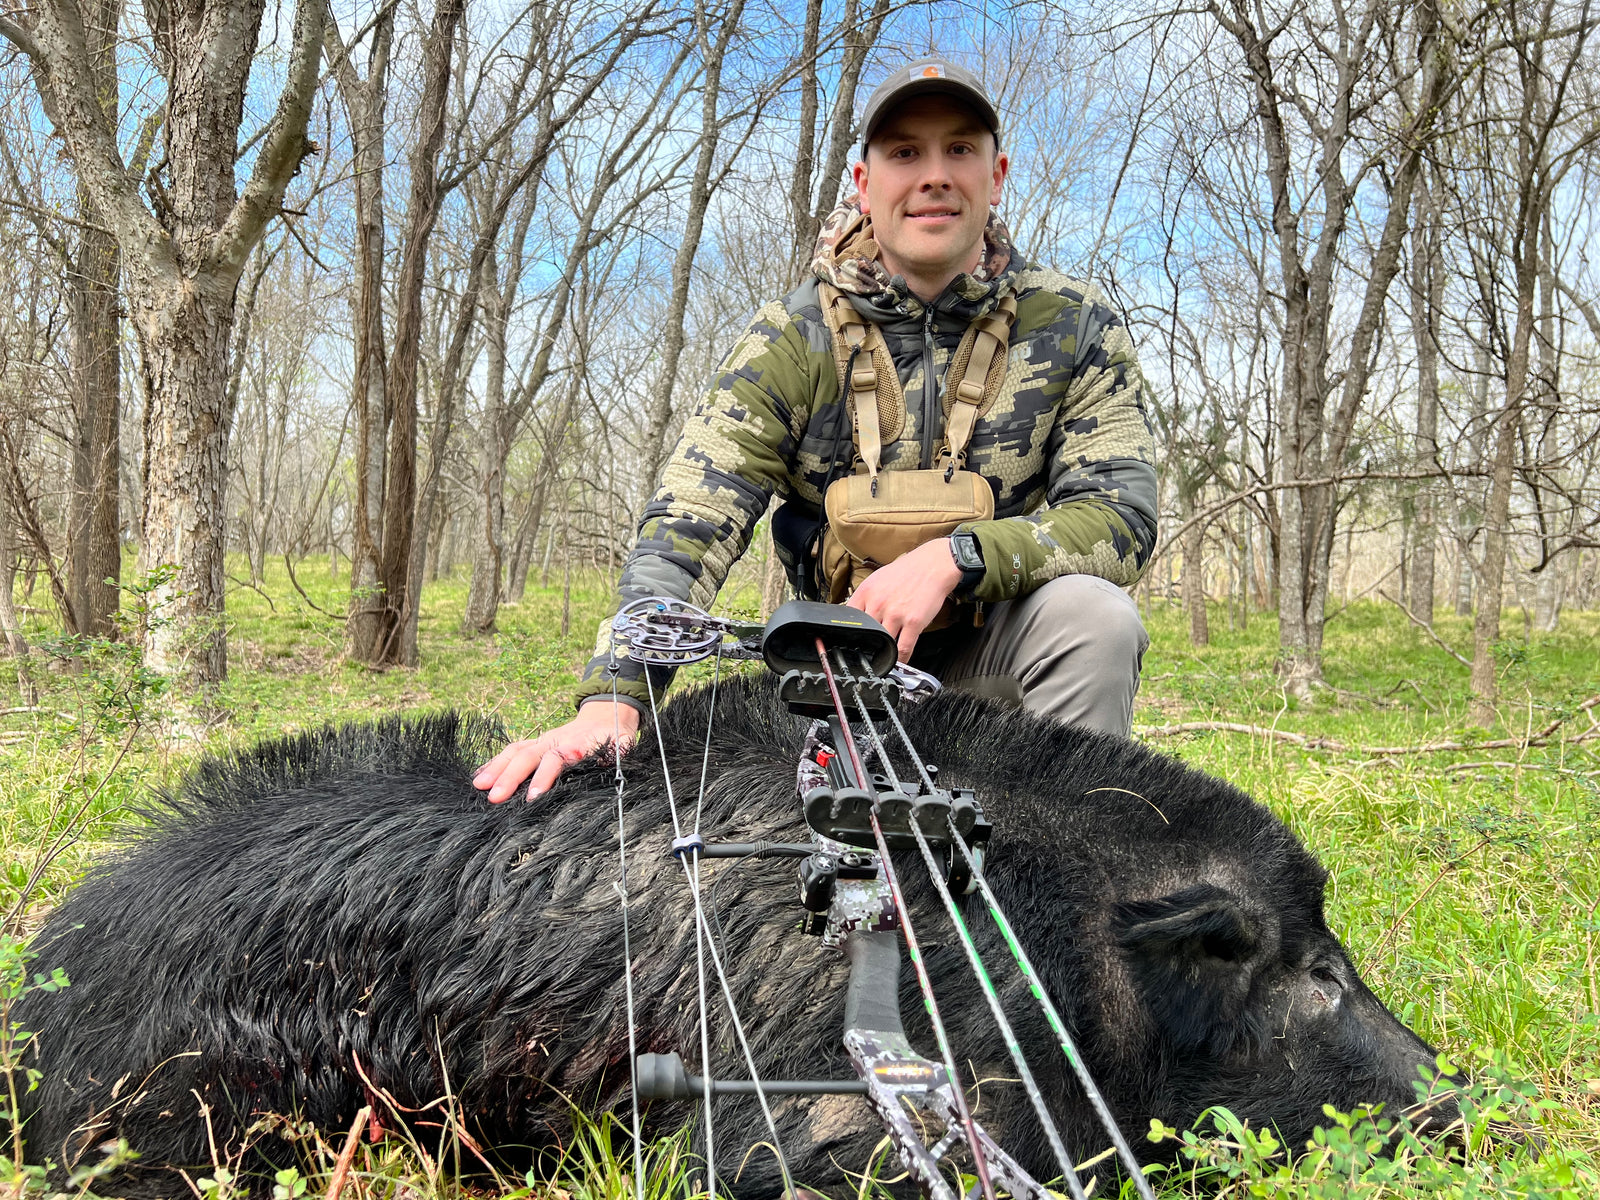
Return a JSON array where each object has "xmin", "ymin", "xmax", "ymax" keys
[{"xmin": 859, "ymin": 57, "xmax": 1002, "ymax": 153}]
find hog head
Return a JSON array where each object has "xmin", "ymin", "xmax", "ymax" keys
[{"xmin": 1111, "ymin": 878, "xmax": 1460, "ymax": 1156}]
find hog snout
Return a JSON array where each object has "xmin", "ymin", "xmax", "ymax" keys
[
  {"xmin": 1344, "ymin": 980, "xmax": 1465, "ymax": 1142},
  {"xmin": 1113, "ymin": 885, "xmax": 1462, "ymax": 1155}
]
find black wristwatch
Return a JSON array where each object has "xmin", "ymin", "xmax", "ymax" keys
[{"xmin": 948, "ymin": 530, "xmax": 986, "ymax": 596}]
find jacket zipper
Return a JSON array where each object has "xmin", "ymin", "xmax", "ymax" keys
[{"xmin": 920, "ymin": 303, "xmax": 938, "ymax": 468}]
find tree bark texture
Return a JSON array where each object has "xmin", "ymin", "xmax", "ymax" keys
[
  {"xmin": 133, "ymin": 277, "xmax": 235, "ymax": 678},
  {"xmin": 1469, "ymin": 206, "xmax": 1542, "ymax": 724},
  {"xmin": 68, "ymin": 196, "xmax": 122, "ymax": 637},
  {"xmin": 1182, "ymin": 515, "xmax": 1210, "ymax": 647},
  {"xmin": 3, "ymin": 0, "xmax": 327, "ymax": 683},
  {"xmin": 1455, "ymin": 337, "xmax": 1491, "ymax": 615},
  {"xmin": 1407, "ymin": 165, "xmax": 1443, "ymax": 625},
  {"xmin": 65, "ymin": 0, "xmax": 122, "ymax": 638},
  {"xmin": 464, "ymin": 251, "xmax": 510, "ymax": 635},
  {"xmin": 0, "ymin": 440, "xmax": 27, "ymax": 658}
]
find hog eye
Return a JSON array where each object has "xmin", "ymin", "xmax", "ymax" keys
[{"xmin": 1309, "ymin": 965, "xmax": 1341, "ymax": 989}]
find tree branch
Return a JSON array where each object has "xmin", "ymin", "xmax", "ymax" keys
[
  {"xmin": 1377, "ymin": 589, "xmax": 1471, "ymax": 667},
  {"xmin": 210, "ymin": 0, "xmax": 328, "ymax": 283},
  {"xmin": 0, "ymin": 14, "xmax": 44, "ymax": 61},
  {"xmin": 16, "ymin": 3, "xmax": 166, "ymax": 261},
  {"xmin": 1138, "ymin": 695, "xmax": 1600, "ymax": 758}
]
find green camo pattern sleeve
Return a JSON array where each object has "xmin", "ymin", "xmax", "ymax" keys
[
  {"xmin": 573, "ymin": 301, "xmax": 817, "ymax": 708},
  {"xmin": 960, "ymin": 279, "xmax": 1157, "ymax": 602}
]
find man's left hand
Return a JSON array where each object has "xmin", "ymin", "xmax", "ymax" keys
[{"xmin": 846, "ymin": 537, "xmax": 963, "ymax": 662}]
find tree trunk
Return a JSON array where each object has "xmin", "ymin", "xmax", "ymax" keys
[
  {"xmin": 364, "ymin": 0, "xmax": 463, "ymax": 667},
  {"xmin": 506, "ymin": 491, "xmax": 543, "ymax": 603},
  {"xmin": 325, "ymin": 8, "xmax": 398, "ymax": 661},
  {"xmin": 130, "ymin": 274, "xmax": 236, "ymax": 680},
  {"xmin": 0, "ymin": 461, "xmax": 26, "ymax": 658},
  {"xmin": 68, "ymin": 196, "xmax": 122, "ymax": 638},
  {"xmin": 1182, "ymin": 516, "xmax": 1209, "ymax": 647},
  {"xmin": 464, "ymin": 253, "xmax": 509, "ymax": 634},
  {"xmin": 787, "ymin": 0, "xmax": 824, "ymax": 280},
  {"xmin": 402, "ymin": 366, "xmax": 464, "ymax": 663},
  {"xmin": 65, "ymin": 0, "xmax": 123, "ymax": 638},
  {"xmin": 6, "ymin": 0, "xmax": 327, "ymax": 685},
  {"xmin": 1407, "ymin": 165, "xmax": 1442, "ymax": 625},
  {"xmin": 1454, "ymin": 336, "xmax": 1491, "ymax": 615},
  {"xmin": 1469, "ymin": 227, "xmax": 1541, "ymax": 726},
  {"xmin": 1532, "ymin": 569, "xmax": 1562, "ymax": 633}
]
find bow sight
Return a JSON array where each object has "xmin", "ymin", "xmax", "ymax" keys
[{"xmin": 609, "ymin": 597, "xmax": 1154, "ymax": 1200}]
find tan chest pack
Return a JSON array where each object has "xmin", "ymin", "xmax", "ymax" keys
[{"xmin": 816, "ymin": 282, "xmax": 1018, "ymax": 606}]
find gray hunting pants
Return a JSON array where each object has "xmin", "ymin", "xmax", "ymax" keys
[{"xmin": 920, "ymin": 575, "xmax": 1148, "ymax": 738}]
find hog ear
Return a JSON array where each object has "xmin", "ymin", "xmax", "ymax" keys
[{"xmin": 1113, "ymin": 883, "xmax": 1261, "ymax": 1052}]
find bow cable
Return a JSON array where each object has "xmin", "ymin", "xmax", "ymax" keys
[
  {"xmin": 691, "ymin": 642, "xmax": 723, "ymax": 1190},
  {"xmin": 868, "ymin": 660, "xmax": 1159, "ymax": 1200},
  {"xmin": 814, "ymin": 640, "xmax": 998, "ymax": 1200},
  {"xmin": 607, "ymin": 657, "xmax": 646, "ymax": 1200},
  {"xmin": 841, "ymin": 653, "xmax": 1089, "ymax": 1200},
  {"xmin": 641, "ymin": 664, "xmax": 795, "ymax": 1198}
]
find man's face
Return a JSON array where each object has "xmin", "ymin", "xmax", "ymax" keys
[{"xmin": 851, "ymin": 94, "xmax": 1009, "ymax": 295}]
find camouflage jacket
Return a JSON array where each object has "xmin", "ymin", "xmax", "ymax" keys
[{"xmin": 575, "ymin": 197, "xmax": 1158, "ymax": 709}]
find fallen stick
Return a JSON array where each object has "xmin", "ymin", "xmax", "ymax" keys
[
  {"xmin": 324, "ymin": 1105, "xmax": 371, "ymax": 1200},
  {"xmin": 1442, "ymin": 759, "xmax": 1600, "ymax": 777},
  {"xmin": 1135, "ymin": 722, "xmax": 1351, "ymax": 751},
  {"xmin": 1136, "ymin": 694, "xmax": 1600, "ymax": 758}
]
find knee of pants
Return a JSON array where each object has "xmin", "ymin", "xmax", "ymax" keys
[{"xmin": 1027, "ymin": 575, "xmax": 1149, "ymax": 661}]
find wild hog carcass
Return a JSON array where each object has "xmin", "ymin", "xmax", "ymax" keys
[{"xmin": 18, "ymin": 675, "xmax": 1453, "ymax": 1195}]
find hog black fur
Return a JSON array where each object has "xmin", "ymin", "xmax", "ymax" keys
[{"xmin": 18, "ymin": 675, "xmax": 1451, "ymax": 1195}]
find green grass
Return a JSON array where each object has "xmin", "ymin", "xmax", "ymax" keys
[{"xmin": 0, "ymin": 564, "xmax": 1596, "ymax": 1197}]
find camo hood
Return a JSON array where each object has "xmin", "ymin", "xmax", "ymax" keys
[{"xmin": 811, "ymin": 193, "xmax": 1019, "ymax": 318}]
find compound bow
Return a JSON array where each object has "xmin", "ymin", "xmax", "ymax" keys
[{"xmin": 605, "ymin": 596, "xmax": 1156, "ymax": 1200}]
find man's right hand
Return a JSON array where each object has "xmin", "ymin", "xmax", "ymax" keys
[{"xmin": 473, "ymin": 700, "xmax": 641, "ymax": 802}]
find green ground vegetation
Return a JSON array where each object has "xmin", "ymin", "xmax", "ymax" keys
[{"xmin": 0, "ymin": 558, "xmax": 1595, "ymax": 1198}]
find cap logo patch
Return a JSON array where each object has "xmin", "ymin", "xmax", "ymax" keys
[{"xmin": 920, "ymin": 65, "xmax": 945, "ymax": 78}]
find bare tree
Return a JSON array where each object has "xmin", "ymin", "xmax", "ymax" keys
[
  {"xmin": 324, "ymin": 2, "xmax": 396, "ymax": 664},
  {"xmin": 365, "ymin": 0, "xmax": 465, "ymax": 666},
  {"xmin": 1202, "ymin": 0, "xmax": 1458, "ymax": 694},
  {"xmin": 1465, "ymin": 2, "xmax": 1598, "ymax": 723},
  {"xmin": 62, "ymin": 0, "xmax": 121, "ymax": 637},
  {"xmin": 1406, "ymin": 162, "xmax": 1445, "ymax": 624},
  {"xmin": 0, "ymin": 0, "xmax": 327, "ymax": 684},
  {"xmin": 637, "ymin": 0, "xmax": 752, "ymax": 488}
]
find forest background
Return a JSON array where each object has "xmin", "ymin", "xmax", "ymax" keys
[
  {"xmin": 0, "ymin": 0, "xmax": 1597, "ymax": 1196},
  {"xmin": 0, "ymin": 0, "xmax": 1595, "ymax": 708}
]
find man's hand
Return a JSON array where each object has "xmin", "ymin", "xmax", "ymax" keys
[
  {"xmin": 473, "ymin": 700, "xmax": 641, "ymax": 802},
  {"xmin": 846, "ymin": 536, "xmax": 963, "ymax": 662}
]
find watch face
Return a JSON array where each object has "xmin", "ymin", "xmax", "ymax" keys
[{"xmin": 951, "ymin": 534, "xmax": 983, "ymax": 570}]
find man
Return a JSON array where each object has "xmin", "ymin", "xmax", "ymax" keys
[{"xmin": 475, "ymin": 58, "xmax": 1157, "ymax": 804}]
